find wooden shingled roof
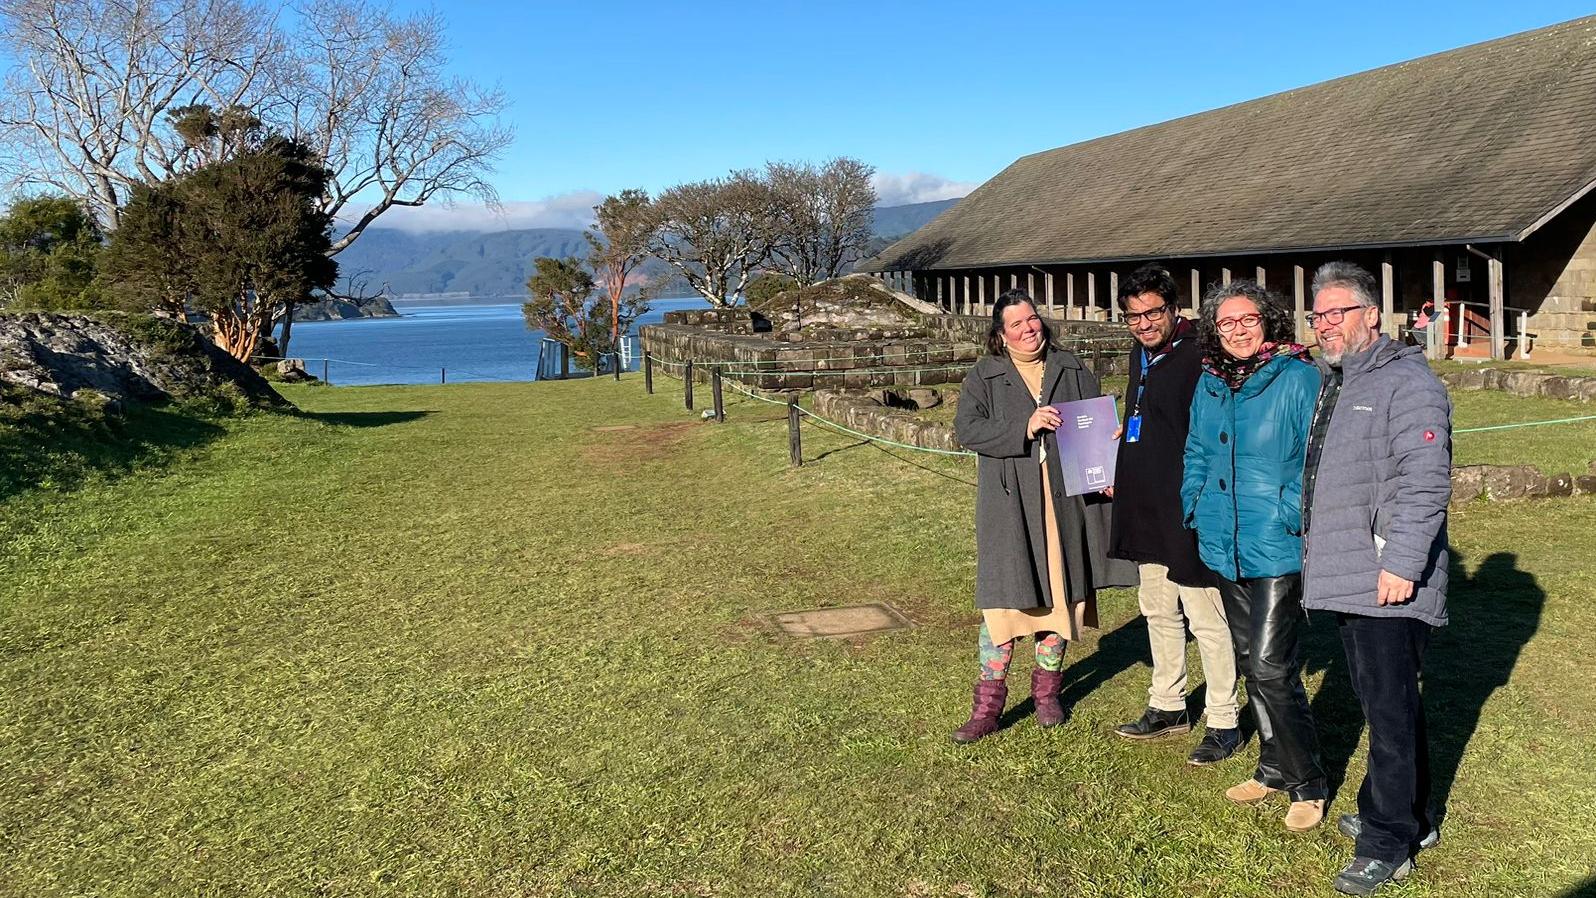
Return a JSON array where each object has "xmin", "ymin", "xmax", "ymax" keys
[{"xmin": 864, "ymin": 15, "xmax": 1596, "ymax": 272}]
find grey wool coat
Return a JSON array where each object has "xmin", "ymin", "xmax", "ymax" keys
[
  {"xmin": 1301, "ymin": 337, "xmax": 1451, "ymax": 626},
  {"xmin": 955, "ymin": 348, "xmax": 1137, "ymax": 611}
]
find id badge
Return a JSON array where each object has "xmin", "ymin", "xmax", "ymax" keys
[{"xmin": 1125, "ymin": 414, "xmax": 1142, "ymax": 443}]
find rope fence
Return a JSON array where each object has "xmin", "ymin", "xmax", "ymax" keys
[{"xmin": 640, "ymin": 349, "xmax": 1596, "ymax": 476}]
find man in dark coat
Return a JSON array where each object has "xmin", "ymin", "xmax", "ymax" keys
[
  {"xmin": 1303, "ymin": 262, "xmax": 1451, "ymax": 897},
  {"xmin": 1107, "ymin": 266, "xmax": 1241, "ymax": 766}
]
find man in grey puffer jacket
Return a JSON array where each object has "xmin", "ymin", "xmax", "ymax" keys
[{"xmin": 1301, "ymin": 262, "xmax": 1451, "ymax": 897}]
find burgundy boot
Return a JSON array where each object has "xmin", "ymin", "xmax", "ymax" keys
[
  {"xmin": 951, "ymin": 679, "xmax": 1008, "ymax": 744},
  {"xmin": 1032, "ymin": 668, "xmax": 1066, "ymax": 728}
]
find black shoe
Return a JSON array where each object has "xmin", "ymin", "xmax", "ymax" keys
[
  {"xmin": 1186, "ymin": 726, "xmax": 1242, "ymax": 766},
  {"xmin": 1337, "ymin": 814, "xmax": 1440, "ymax": 851},
  {"xmin": 1113, "ymin": 706, "xmax": 1192, "ymax": 740},
  {"xmin": 1333, "ymin": 856, "xmax": 1414, "ymax": 896}
]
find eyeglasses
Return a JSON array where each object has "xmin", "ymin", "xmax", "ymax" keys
[
  {"xmin": 1216, "ymin": 313, "xmax": 1262, "ymax": 333},
  {"xmin": 1123, "ymin": 305, "xmax": 1171, "ymax": 326},
  {"xmin": 1306, "ymin": 304, "xmax": 1367, "ymax": 327}
]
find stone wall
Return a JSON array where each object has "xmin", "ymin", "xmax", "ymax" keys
[
  {"xmin": 1439, "ymin": 366, "xmax": 1596, "ymax": 402},
  {"xmin": 812, "ymin": 390, "xmax": 962, "ymax": 453},
  {"xmin": 1513, "ymin": 189, "xmax": 1596, "ymax": 349}
]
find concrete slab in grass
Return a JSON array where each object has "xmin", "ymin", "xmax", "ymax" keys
[{"xmin": 764, "ymin": 603, "xmax": 915, "ymax": 640}]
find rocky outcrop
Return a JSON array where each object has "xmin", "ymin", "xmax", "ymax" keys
[
  {"xmin": 0, "ymin": 312, "xmax": 287, "ymax": 410},
  {"xmin": 748, "ymin": 275, "xmax": 930, "ymax": 341},
  {"xmin": 292, "ymin": 295, "xmax": 400, "ymax": 322}
]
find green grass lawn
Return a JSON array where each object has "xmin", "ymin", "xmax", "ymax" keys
[{"xmin": 3, "ymin": 375, "xmax": 1594, "ymax": 896}]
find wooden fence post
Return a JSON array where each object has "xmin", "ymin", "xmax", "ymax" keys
[
  {"xmin": 644, "ymin": 352, "xmax": 654, "ymax": 394},
  {"xmin": 787, "ymin": 394, "xmax": 802, "ymax": 466},
  {"xmin": 612, "ymin": 352, "xmax": 620, "ymax": 381},
  {"xmin": 684, "ymin": 360, "xmax": 694, "ymax": 410},
  {"xmin": 440, "ymin": 367, "xmax": 446, "ymax": 384},
  {"xmin": 712, "ymin": 368, "xmax": 725, "ymax": 422}
]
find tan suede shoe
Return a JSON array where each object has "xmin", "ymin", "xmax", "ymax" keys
[
  {"xmin": 1284, "ymin": 798, "xmax": 1326, "ymax": 832},
  {"xmin": 1224, "ymin": 778, "xmax": 1278, "ymax": 804}
]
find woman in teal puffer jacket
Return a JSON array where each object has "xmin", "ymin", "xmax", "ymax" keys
[{"xmin": 1181, "ymin": 280, "xmax": 1328, "ymax": 832}]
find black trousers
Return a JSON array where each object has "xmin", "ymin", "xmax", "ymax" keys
[
  {"xmin": 1338, "ymin": 613, "xmax": 1433, "ymax": 864},
  {"xmin": 1216, "ymin": 573, "xmax": 1327, "ymax": 801}
]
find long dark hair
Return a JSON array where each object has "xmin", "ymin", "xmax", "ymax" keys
[
  {"xmin": 986, "ymin": 289, "xmax": 1055, "ymax": 356},
  {"xmin": 1196, "ymin": 279, "xmax": 1294, "ymax": 360}
]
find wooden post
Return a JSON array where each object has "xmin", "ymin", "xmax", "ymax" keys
[
  {"xmin": 787, "ymin": 394, "xmax": 802, "ymax": 466},
  {"xmin": 322, "ymin": 358, "xmax": 329, "ymax": 384},
  {"xmin": 644, "ymin": 352, "xmax": 654, "ymax": 394},
  {"xmin": 1430, "ymin": 257, "xmax": 1446, "ymax": 360},
  {"xmin": 1488, "ymin": 255, "xmax": 1505, "ymax": 361},
  {"xmin": 1381, "ymin": 260, "xmax": 1396, "ymax": 335},
  {"xmin": 1256, "ymin": 265, "xmax": 1267, "ymax": 288},
  {"xmin": 1066, "ymin": 272, "xmax": 1076, "ymax": 320},
  {"xmin": 1010, "ymin": 272, "xmax": 1018, "ymax": 290},
  {"xmin": 936, "ymin": 276, "xmax": 945, "ymax": 310},
  {"xmin": 1087, "ymin": 272, "xmax": 1097, "ymax": 320},
  {"xmin": 977, "ymin": 274, "xmax": 985, "ymax": 314},
  {"xmin": 962, "ymin": 275, "xmax": 972, "ymax": 316},
  {"xmin": 1045, "ymin": 272, "xmax": 1055, "ymax": 314},
  {"xmin": 561, "ymin": 345, "xmax": 570, "ymax": 378},
  {"xmin": 684, "ymin": 360, "xmax": 694, "ymax": 410},
  {"xmin": 1221, "ymin": 267, "xmax": 1232, "ymax": 287},
  {"xmin": 712, "ymin": 368, "xmax": 725, "ymax": 422},
  {"xmin": 1109, "ymin": 271, "xmax": 1119, "ymax": 321},
  {"xmin": 441, "ymin": 367, "xmax": 446, "ymax": 384},
  {"xmin": 1027, "ymin": 271, "xmax": 1035, "ymax": 301},
  {"xmin": 1293, "ymin": 265, "xmax": 1307, "ymax": 343},
  {"xmin": 1190, "ymin": 269, "xmax": 1201, "ymax": 313},
  {"xmin": 613, "ymin": 352, "xmax": 621, "ymax": 381}
]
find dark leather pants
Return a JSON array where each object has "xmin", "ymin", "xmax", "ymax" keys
[{"xmin": 1217, "ymin": 573, "xmax": 1327, "ymax": 801}]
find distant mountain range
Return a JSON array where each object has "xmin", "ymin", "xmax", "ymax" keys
[{"xmin": 332, "ymin": 198, "xmax": 959, "ymax": 299}]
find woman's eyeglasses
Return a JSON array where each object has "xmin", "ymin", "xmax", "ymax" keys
[
  {"xmin": 1123, "ymin": 305, "xmax": 1171, "ymax": 326},
  {"xmin": 1216, "ymin": 313, "xmax": 1262, "ymax": 333}
]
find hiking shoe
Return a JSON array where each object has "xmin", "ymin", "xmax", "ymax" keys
[
  {"xmin": 1338, "ymin": 813, "xmax": 1440, "ymax": 851},
  {"xmin": 1186, "ymin": 727, "xmax": 1242, "ymax": 766},
  {"xmin": 1113, "ymin": 706, "xmax": 1191, "ymax": 740},
  {"xmin": 1284, "ymin": 798, "xmax": 1326, "ymax": 832},
  {"xmin": 1224, "ymin": 778, "xmax": 1278, "ymax": 804},
  {"xmin": 1333, "ymin": 856, "xmax": 1414, "ymax": 896}
]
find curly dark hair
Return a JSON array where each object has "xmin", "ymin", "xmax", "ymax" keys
[
  {"xmin": 985, "ymin": 289, "xmax": 1055, "ymax": 356},
  {"xmin": 1196, "ymin": 279, "xmax": 1295, "ymax": 359},
  {"xmin": 1117, "ymin": 264, "xmax": 1179, "ymax": 311}
]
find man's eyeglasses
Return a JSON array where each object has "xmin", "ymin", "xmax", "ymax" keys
[
  {"xmin": 1123, "ymin": 305, "xmax": 1171, "ymax": 326},
  {"xmin": 1306, "ymin": 304, "xmax": 1367, "ymax": 327},
  {"xmin": 1216, "ymin": 313, "xmax": 1262, "ymax": 333}
]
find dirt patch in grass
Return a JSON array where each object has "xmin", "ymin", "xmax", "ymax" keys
[{"xmin": 581, "ymin": 420, "xmax": 699, "ymax": 465}]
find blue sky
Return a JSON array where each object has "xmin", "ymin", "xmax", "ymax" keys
[{"xmin": 376, "ymin": 1, "xmax": 1596, "ymax": 230}]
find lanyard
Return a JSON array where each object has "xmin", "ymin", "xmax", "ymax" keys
[{"xmin": 1132, "ymin": 339, "xmax": 1178, "ymax": 416}]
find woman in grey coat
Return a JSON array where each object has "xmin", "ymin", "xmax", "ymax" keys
[{"xmin": 950, "ymin": 290, "xmax": 1134, "ymax": 743}]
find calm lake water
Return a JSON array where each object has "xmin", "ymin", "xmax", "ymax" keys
[{"xmin": 280, "ymin": 297, "xmax": 710, "ymax": 386}]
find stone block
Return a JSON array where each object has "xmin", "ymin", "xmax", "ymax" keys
[
  {"xmin": 1482, "ymin": 465, "xmax": 1547, "ymax": 500},
  {"xmin": 1574, "ymin": 474, "xmax": 1596, "ymax": 495},
  {"xmin": 1481, "ymin": 368, "xmax": 1506, "ymax": 390},
  {"xmin": 1574, "ymin": 379, "xmax": 1596, "ymax": 403},
  {"xmin": 1544, "ymin": 474, "xmax": 1575, "ymax": 497},
  {"xmin": 1450, "ymin": 466, "xmax": 1486, "ymax": 504},
  {"xmin": 1447, "ymin": 369, "xmax": 1486, "ymax": 391},
  {"xmin": 1500, "ymin": 371, "xmax": 1547, "ymax": 397},
  {"xmin": 1539, "ymin": 376, "xmax": 1576, "ymax": 400}
]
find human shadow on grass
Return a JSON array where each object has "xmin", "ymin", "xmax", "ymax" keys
[
  {"xmin": 0, "ymin": 400, "xmax": 225, "ymax": 502},
  {"xmin": 295, "ymin": 409, "xmax": 433, "ymax": 428},
  {"xmin": 1556, "ymin": 875, "xmax": 1596, "ymax": 897},
  {"xmin": 1307, "ymin": 550, "xmax": 1546, "ymax": 824},
  {"xmin": 998, "ymin": 616, "xmax": 1146, "ymax": 729}
]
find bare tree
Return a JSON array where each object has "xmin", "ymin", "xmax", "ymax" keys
[
  {"xmin": 0, "ymin": 0, "xmax": 511, "ymax": 255},
  {"xmin": 647, "ymin": 171, "xmax": 777, "ymax": 308},
  {"xmin": 275, "ymin": 0, "xmax": 512, "ymax": 256},
  {"xmin": 766, "ymin": 157, "xmax": 876, "ymax": 285},
  {"xmin": 587, "ymin": 188, "xmax": 653, "ymax": 346},
  {"xmin": 0, "ymin": 0, "xmax": 279, "ymax": 227}
]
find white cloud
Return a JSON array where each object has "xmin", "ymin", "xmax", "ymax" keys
[
  {"xmin": 339, "ymin": 190, "xmax": 602, "ymax": 233},
  {"xmin": 872, "ymin": 171, "xmax": 977, "ymax": 207}
]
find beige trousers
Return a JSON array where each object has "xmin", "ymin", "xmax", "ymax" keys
[{"xmin": 1138, "ymin": 562, "xmax": 1239, "ymax": 729}]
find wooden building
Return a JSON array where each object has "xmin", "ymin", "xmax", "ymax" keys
[{"xmin": 863, "ymin": 16, "xmax": 1596, "ymax": 360}]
